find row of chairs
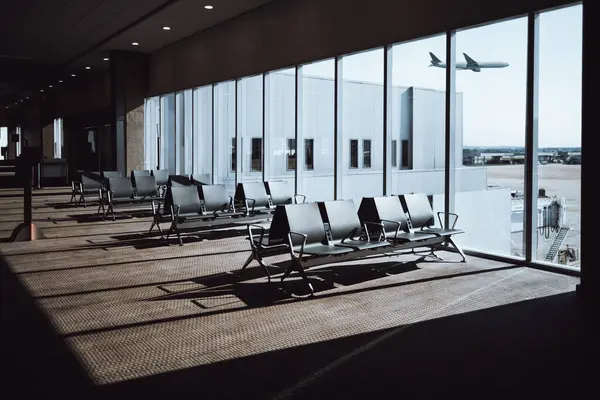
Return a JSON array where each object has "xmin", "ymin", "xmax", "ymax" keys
[
  {"xmin": 149, "ymin": 184, "xmax": 244, "ymax": 244},
  {"xmin": 234, "ymin": 181, "xmax": 306, "ymax": 216},
  {"xmin": 98, "ymin": 176, "xmax": 163, "ymax": 220},
  {"xmin": 241, "ymin": 193, "xmax": 466, "ymax": 296},
  {"xmin": 70, "ymin": 170, "xmax": 124, "ymax": 207}
]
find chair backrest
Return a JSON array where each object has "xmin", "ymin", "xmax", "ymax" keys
[
  {"xmin": 191, "ymin": 174, "xmax": 211, "ymax": 185},
  {"xmin": 134, "ymin": 175, "xmax": 158, "ymax": 198},
  {"xmin": 358, "ymin": 196, "xmax": 408, "ymax": 234},
  {"xmin": 266, "ymin": 181, "xmax": 294, "ymax": 206},
  {"xmin": 400, "ymin": 193, "xmax": 435, "ymax": 229},
  {"xmin": 130, "ymin": 170, "xmax": 151, "ymax": 187},
  {"xmin": 283, "ymin": 203, "xmax": 327, "ymax": 246},
  {"xmin": 108, "ymin": 177, "xmax": 133, "ymax": 200},
  {"xmin": 234, "ymin": 182, "xmax": 271, "ymax": 208},
  {"xmin": 102, "ymin": 171, "xmax": 123, "ymax": 179},
  {"xmin": 81, "ymin": 173, "xmax": 103, "ymax": 190},
  {"xmin": 168, "ymin": 174, "xmax": 192, "ymax": 187},
  {"xmin": 152, "ymin": 169, "xmax": 169, "ymax": 186},
  {"xmin": 161, "ymin": 186, "xmax": 174, "ymax": 216},
  {"xmin": 199, "ymin": 184, "xmax": 230, "ymax": 212},
  {"xmin": 318, "ymin": 200, "xmax": 362, "ymax": 242},
  {"xmin": 170, "ymin": 186, "xmax": 202, "ymax": 215}
]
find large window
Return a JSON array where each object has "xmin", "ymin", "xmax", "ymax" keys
[
  {"xmin": 193, "ymin": 86, "xmax": 212, "ymax": 181},
  {"xmin": 267, "ymin": 68, "xmax": 296, "ymax": 186},
  {"xmin": 340, "ymin": 48, "xmax": 384, "ymax": 204},
  {"xmin": 175, "ymin": 90, "xmax": 193, "ymax": 175},
  {"xmin": 532, "ymin": 4, "xmax": 582, "ymax": 269},
  {"xmin": 390, "ymin": 35, "xmax": 446, "ymax": 200},
  {"xmin": 363, "ymin": 139, "xmax": 371, "ymax": 168},
  {"xmin": 214, "ymin": 81, "xmax": 236, "ymax": 194},
  {"xmin": 160, "ymin": 93, "xmax": 176, "ymax": 173},
  {"xmin": 298, "ymin": 59, "xmax": 335, "ymax": 201},
  {"xmin": 144, "ymin": 97, "xmax": 160, "ymax": 170},
  {"xmin": 454, "ymin": 17, "xmax": 528, "ymax": 257},
  {"xmin": 238, "ymin": 75, "xmax": 263, "ymax": 182}
]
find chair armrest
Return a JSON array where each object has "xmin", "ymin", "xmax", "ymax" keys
[
  {"xmin": 171, "ymin": 204, "xmax": 180, "ymax": 222},
  {"xmin": 437, "ymin": 212, "xmax": 459, "ymax": 229},
  {"xmin": 294, "ymin": 194, "xmax": 307, "ymax": 204},
  {"xmin": 288, "ymin": 231, "xmax": 308, "ymax": 261},
  {"xmin": 380, "ymin": 218, "xmax": 401, "ymax": 239},
  {"xmin": 247, "ymin": 224, "xmax": 266, "ymax": 250},
  {"xmin": 245, "ymin": 198, "xmax": 257, "ymax": 211}
]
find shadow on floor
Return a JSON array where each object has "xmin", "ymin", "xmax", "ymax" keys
[{"xmin": 2, "ymin": 254, "xmax": 589, "ymax": 400}]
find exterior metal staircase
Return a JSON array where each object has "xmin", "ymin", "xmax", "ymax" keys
[{"xmin": 544, "ymin": 226, "xmax": 570, "ymax": 262}]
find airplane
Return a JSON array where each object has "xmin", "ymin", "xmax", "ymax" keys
[{"xmin": 429, "ymin": 52, "xmax": 509, "ymax": 72}]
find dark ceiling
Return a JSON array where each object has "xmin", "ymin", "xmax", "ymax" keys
[{"xmin": 0, "ymin": 0, "xmax": 275, "ymax": 109}]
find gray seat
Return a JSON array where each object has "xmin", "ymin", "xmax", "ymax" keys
[
  {"xmin": 235, "ymin": 182, "xmax": 272, "ymax": 215},
  {"xmin": 99, "ymin": 177, "xmax": 135, "ymax": 220},
  {"xmin": 199, "ymin": 184, "xmax": 239, "ymax": 215},
  {"xmin": 265, "ymin": 181, "xmax": 306, "ymax": 206},
  {"xmin": 191, "ymin": 174, "xmax": 211, "ymax": 185},
  {"xmin": 358, "ymin": 196, "xmax": 437, "ymax": 242},
  {"xmin": 168, "ymin": 174, "xmax": 193, "ymax": 187},
  {"xmin": 133, "ymin": 175, "xmax": 160, "ymax": 199},
  {"xmin": 318, "ymin": 199, "xmax": 389, "ymax": 251},
  {"xmin": 78, "ymin": 172, "xmax": 103, "ymax": 207},
  {"xmin": 399, "ymin": 193, "xmax": 465, "ymax": 236},
  {"xmin": 131, "ymin": 170, "xmax": 151, "ymax": 188},
  {"xmin": 152, "ymin": 169, "xmax": 169, "ymax": 187}
]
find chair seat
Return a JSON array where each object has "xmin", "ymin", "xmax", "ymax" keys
[
  {"xmin": 133, "ymin": 195, "xmax": 161, "ymax": 202},
  {"xmin": 295, "ymin": 243, "xmax": 354, "ymax": 256},
  {"xmin": 335, "ymin": 239, "xmax": 390, "ymax": 251},
  {"xmin": 419, "ymin": 228, "xmax": 465, "ymax": 236},
  {"xmin": 386, "ymin": 231, "xmax": 437, "ymax": 242}
]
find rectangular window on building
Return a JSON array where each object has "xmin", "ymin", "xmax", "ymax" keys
[
  {"xmin": 391, "ymin": 140, "xmax": 398, "ymax": 167},
  {"xmin": 231, "ymin": 138, "xmax": 236, "ymax": 172},
  {"xmin": 363, "ymin": 139, "xmax": 371, "ymax": 168},
  {"xmin": 287, "ymin": 138, "xmax": 296, "ymax": 171},
  {"xmin": 304, "ymin": 139, "xmax": 314, "ymax": 170},
  {"xmin": 401, "ymin": 139, "xmax": 409, "ymax": 168},
  {"xmin": 350, "ymin": 139, "xmax": 359, "ymax": 168},
  {"xmin": 251, "ymin": 137, "xmax": 262, "ymax": 172}
]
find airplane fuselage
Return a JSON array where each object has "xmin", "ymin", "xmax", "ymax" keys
[{"xmin": 431, "ymin": 62, "xmax": 509, "ymax": 71}]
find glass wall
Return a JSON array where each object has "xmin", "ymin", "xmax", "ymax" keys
[
  {"xmin": 453, "ymin": 17, "xmax": 528, "ymax": 257},
  {"xmin": 140, "ymin": 2, "xmax": 583, "ymax": 271},
  {"xmin": 237, "ymin": 75, "xmax": 263, "ymax": 184},
  {"xmin": 266, "ymin": 68, "xmax": 296, "ymax": 186},
  {"xmin": 193, "ymin": 86, "xmax": 213, "ymax": 181},
  {"xmin": 339, "ymin": 48, "xmax": 384, "ymax": 205},
  {"xmin": 144, "ymin": 96, "xmax": 160, "ymax": 170},
  {"xmin": 160, "ymin": 93, "xmax": 176, "ymax": 173},
  {"xmin": 533, "ymin": 4, "xmax": 582, "ymax": 268},
  {"xmin": 214, "ymin": 81, "xmax": 236, "ymax": 195},
  {"xmin": 298, "ymin": 59, "xmax": 335, "ymax": 202},
  {"xmin": 390, "ymin": 35, "xmax": 447, "ymax": 215},
  {"xmin": 0, "ymin": 127, "xmax": 7, "ymax": 160}
]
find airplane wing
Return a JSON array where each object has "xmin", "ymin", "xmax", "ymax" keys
[{"xmin": 463, "ymin": 53, "xmax": 480, "ymax": 72}]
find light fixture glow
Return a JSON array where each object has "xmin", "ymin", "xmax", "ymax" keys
[
  {"xmin": 103, "ymin": 57, "xmax": 109, "ymax": 61},
  {"xmin": 40, "ymin": 89, "xmax": 45, "ymax": 92},
  {"xmin": 71, "ymin": 74, "xmax": 76, "ymax": 77},
  {"xmin": 162, "ymin": 26, "xmax": 171, "ymax": 30},
  {"xmin": 85, "ymin": 66, "xmax": 91, "ymax": 70},
  {"xmin": 59, "ymin": 80, "xmax": 63, "ymax": 83},
  {"xmin": 132, "ymin": 42, "xmax": 139, "ymax": 46},
  {"xmin": 204, "ymin": 5, "xmax": 213, "ymax": 10},
  {"xmin": 26, "ymin": 96, "xmax": 29, "ymax": 100},
  {"xmin": 48, "ymin": 85, "xmax": 53, "ymax": 88}
]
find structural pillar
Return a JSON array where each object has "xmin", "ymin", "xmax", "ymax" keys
[
  {"xmin": 576, "ymin": 0, "xmax": 596, "ymax": 305},
  {"xmin": 110, "ymin": 51, "xmax": 148, "ymax": 176}
]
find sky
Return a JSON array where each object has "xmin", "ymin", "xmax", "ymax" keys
[{"xmin": 302, "ymin": 4, "xmax": 582, "ymax": 148}]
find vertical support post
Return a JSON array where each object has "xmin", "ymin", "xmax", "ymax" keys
[
  {"xmin": 211, "ymin": 85, "xmax": 215, "ymax": 184},
  {"xmin": 525, "ymin": 12, "xmax": 540, "ymax": 262},
  {"xmin": 577, "ymin": 0, "xmax": 592, "ymax": 300},
  {"xmin": 295, "ymin": 66, "xmax": 302, "ymax": 196},
  {"xmin": 384, "ymin": 45, "xmax": 393, "ymax": 195},
  {"xmin": 235, "ymin": 79, "xmax": 240, "ymax": 187},
  {"xmin": 334, "ymin": 56, "xmax": 343, "ymax": 200},
  {"xmin": 444, "ymin": 31, "xmax": 456, "ymax": 229},
  {"xmin": 262, "ymin": 74, "xmax": 269, "ymax": 183}
]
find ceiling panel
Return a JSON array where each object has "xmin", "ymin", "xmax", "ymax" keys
[{"xmin": 2, "ymin": 0, "xmax": 277, "ymax": 108}]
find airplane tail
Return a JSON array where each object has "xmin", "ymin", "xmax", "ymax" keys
[{"xmin": 429, "ymin": 52, "xmax": 441, "ymax": 65}]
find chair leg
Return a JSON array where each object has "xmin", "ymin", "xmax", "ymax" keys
[
  {"xmin": 281, "ymin": 262, "xmax": 314, "ymax": 297},
  {"xmin": 148, "ymin": 221, "xmax": 156, "ymax": 234},
  {"xmin": 238, "ymin": 254, "xmax": 254, "ymax": 277},
  {"xmin": 447, "ymin": 237, "xmax": 467, "ymax": 262}
]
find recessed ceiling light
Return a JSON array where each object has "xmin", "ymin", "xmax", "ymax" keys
[
  {"xmin": 48, "ymin": 85, "xmax": 53, "ymax": 88},
  {"xmin": 5, "ymin": 106, "xmax": 8, "ymax": 109},
  {"xmin": 20, "ymin": 100, "xmax": 23, "ymax": 102},
  {"xmin": 132, "ymin": 42, "xmax": 139, "ymax": 46},
  {"xmin": 71, "ymin": 74, "xmax": 76, "ymax": 77},
  {"xmin": 103, "ymin": 57, "xmax": 109, "ymax": 61},
  {"xmin": 40, "ymin": 89, "xmax": 45, "ymax": 92},
  {"xmin": 204, "ymin": 5, "xmax": 213, "ymax": 10},
  {"xmin": 162, "ymin": 26, "xmax": 171, "ymax": 30},
  {"xmin": 26, "ymin": 96, "xmax": 29, "ymax": 100},
  {"xmin": 59, "ymin": 80, "xmax": 63, "ymax": 83},
  {"xmin": 85, "ymin": 66, "xmax": 91, "ymax": 70}
]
